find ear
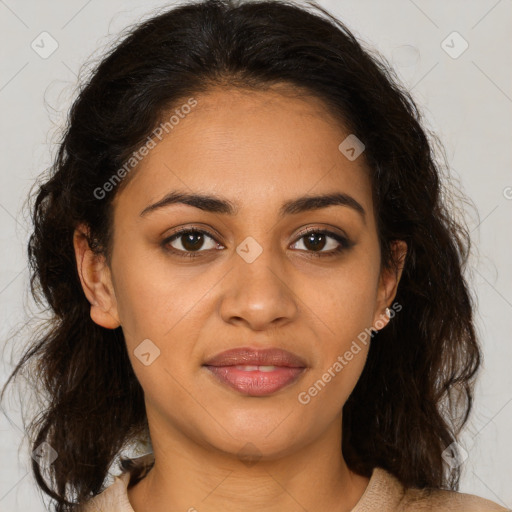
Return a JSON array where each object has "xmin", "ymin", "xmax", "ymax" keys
[
  {"xmin": 372, "ymin": 240, "xmax": 407, "ymax": 330},
  {"xmin": 73, "ymin": 224, "xmax": 120, "ymax": 329}
]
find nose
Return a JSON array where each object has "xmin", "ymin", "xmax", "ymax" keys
[{"xmin": 219, "ymin": 241, "xmax": 299, "ymax": 331}]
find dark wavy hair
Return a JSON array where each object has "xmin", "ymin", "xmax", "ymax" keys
[{"xmin": 1, "ymin": 0, "xmax": 481, "ymax": 510}]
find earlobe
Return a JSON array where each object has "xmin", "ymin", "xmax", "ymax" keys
[{"xmin": 73, "ymin": 224, "xmax": 120, "ymax": 329}]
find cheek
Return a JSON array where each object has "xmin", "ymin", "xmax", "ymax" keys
[
  {"xmin": 293, "ymin": 256, "xmax": 378, "ymax": 407},
  {"xmin": 110, "ymin": 250, "xmax": 219, "ymax": 393},
  {"xmin": 297, "ymin": 314, "xmax": 371, "ymax": 424},
  {"xmin": 111, "ymin": 246, "xmax": 209, "ymax": 342},
  {"xmin": 295, "ymin": 303, "xmax": 371, "ymax": 432},
  {"xmin": 300, "ymin": 258, "xmax": 380, "ymax": 338}
]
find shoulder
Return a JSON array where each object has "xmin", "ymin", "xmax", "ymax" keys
[
  {"xmin": 367, "ymin": 467, "xmax": 510, "ymax": 512},
  {"xmin": 77, "ymin": 453, "xmax": 154, "ymax": 511},
  {"xmin": 400, "ymin": 485, "xmax": 510, "ymax": 511},
  {"xmin": 77, "ymin": 472, "xmax": 134, "ymax": 512}
]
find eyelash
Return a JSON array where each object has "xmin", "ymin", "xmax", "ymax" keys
[{"xmin": 161, "ymin": 227, "xmax": 352, "ymax": 259}]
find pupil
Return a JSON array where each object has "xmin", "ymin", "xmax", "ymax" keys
[{"xmin": 304, "ymin": 232, "xmax": 325, "ymax": 251}]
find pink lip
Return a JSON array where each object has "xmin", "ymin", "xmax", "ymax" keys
[
  {"xmin": 204, "ymin": 347, "xmax": 307, "ymax": 367},
  {"xmin": 203, "ymin": 347, "xmax": 307, "ymax": 396}
]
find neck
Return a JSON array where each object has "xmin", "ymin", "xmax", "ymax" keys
[{"xmin": 127, "ymin": 415, "xmax": 370, "ymax": 512}]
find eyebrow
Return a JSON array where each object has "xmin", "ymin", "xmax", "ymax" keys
[{"xmin": 139, "ymin": 190, "xmax": 366, "ymax": 222}]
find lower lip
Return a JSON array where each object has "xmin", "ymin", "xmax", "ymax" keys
[{"xmin": 204, "ymin": 365, "xmax": 305, "ymax": 396}]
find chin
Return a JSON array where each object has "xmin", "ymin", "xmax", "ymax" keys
[{"xmin": 198, "ymin": 420, "xmax": 309, "ymax": 463}]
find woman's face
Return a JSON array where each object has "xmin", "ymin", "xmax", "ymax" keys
[{"xmin": 78, "ymin": 85, "xmax": 405, "ymax": 461}]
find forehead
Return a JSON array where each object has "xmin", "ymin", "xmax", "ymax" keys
[{"xmin": 112, "ymin": 85, "xmax": 374, "ymax": 224}]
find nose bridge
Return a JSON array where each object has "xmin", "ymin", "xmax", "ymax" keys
[{"xmin": 219, "ymin": 234, "xmax": 298, "ymax": 329}]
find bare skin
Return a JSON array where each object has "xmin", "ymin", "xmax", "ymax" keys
[{"xmin": 74, "ymin": 84, "xmax": 406, "ymax": 512}]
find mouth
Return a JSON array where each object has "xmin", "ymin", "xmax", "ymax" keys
[{"xmin": 203, "ymin": 347, "xmax": 307, "ymax": 397}]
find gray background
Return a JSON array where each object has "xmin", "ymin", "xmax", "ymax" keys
[{"xmin": 0, "ymin": 0, "xmax": 511, "ymax": 510}]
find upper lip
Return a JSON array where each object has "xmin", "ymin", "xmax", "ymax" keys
[{"xmin": 203, "ymin": 347, "xmax": 307, "ymax": 368}]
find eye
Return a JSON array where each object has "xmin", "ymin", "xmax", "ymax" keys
[
  {"xmin": 290, "ymin": 228, "xmax": 350, "ymax": 257},
  {"xmin": 163, "ymin": 228, "xmax": 222, "ymax": 258},
  {"xmin": 162, "ymin": 227, "xmax": 352, "ymax": 259}
]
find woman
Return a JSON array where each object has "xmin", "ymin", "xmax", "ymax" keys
[{"xmin": 1, "ymin": 0, "xmax": 508, "ymax": 510}]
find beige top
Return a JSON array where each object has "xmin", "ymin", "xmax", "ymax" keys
[{"xmin": 78, "ymin": 466, "xmax": 510, "ymax": 511}]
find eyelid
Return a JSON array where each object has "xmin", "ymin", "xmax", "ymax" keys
[
  {"xmin": 162, "ymin": 225, "xmax": 352, "ymax": 257},
  {"xmin": 163, "ymin": 227, "xmax": 223, "ymax": 253},
  {"xmin": 290, "ymin": 227, "xmax": 352, "ymax": 255},
  {"xmin": 294, "ymin": 225, "xmax": 348, "ymax": 240}
]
